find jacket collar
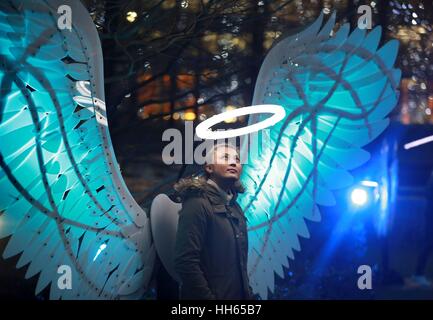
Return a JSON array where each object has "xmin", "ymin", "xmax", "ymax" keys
[
  {"xmin": 204, "ymin": 179, "xmax": 242, "ymax": 217},
  {"xmin": 173, "ymin": 176, "xmax": 244, "ymax": 215},
  {"xmin": 206, "ymin": 179, "xmax": 233, "ymax": 205}
]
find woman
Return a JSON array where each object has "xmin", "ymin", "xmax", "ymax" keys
[{"xmin": 173, "ymin": 143, "xmax": 254, "ymax": 299}]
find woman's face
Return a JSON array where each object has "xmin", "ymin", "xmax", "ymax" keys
[{"xmin": 206, "ymin": 146, "xmax": 242, "ymax": 182}]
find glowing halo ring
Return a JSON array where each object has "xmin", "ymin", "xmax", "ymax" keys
[{"xmin": 195, "ymin": 104, "xmax": 286, "ymax": 140}]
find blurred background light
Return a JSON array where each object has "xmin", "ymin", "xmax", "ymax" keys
[{"xmin": 126, "ymin": 11, "xmax": 137, "ymax": 23}]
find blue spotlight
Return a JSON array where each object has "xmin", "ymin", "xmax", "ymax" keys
[{"xmin": 350, "ymin": 188, "xmax": 369, "ymax": 206}]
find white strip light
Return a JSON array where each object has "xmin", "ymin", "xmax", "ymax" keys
[
  {"xmin": 195, "ymin": 104, "xmax": 286, "ymax": 140},
  {"xmin": 93, "ymin": 243, "xmax": 107, "ymax": 261},
  {"xmin": 361, "ymin": 180, "xmax": 379, "ymax": 188},
  {"xmin": 404, "ymin": 135, "xmax": 433, "ymax": 150}
]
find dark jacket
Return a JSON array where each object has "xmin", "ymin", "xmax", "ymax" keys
[{"xmin": 173, "ymin": 177, "xmax": 253, "ymax": 300}]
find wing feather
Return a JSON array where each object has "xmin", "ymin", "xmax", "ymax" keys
[
  {"xmin": 0, "ymin": 0, "xmax": 154, "ymax": 299},
  {"xmin": 238, "ymin": 13, "xmax": 400, "ymax": 298}
]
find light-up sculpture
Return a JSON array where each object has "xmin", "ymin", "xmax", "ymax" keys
[
  {"xmin": 0, "ymin": 0, "xmax": 400, "ymax": 300},
  {"xmin": 0, "ymin": 0, "xmax": 154, "ymax": 299},
  {"xmin": 236, "ymin": 13, "xmax": 400, "ymax": 298}
]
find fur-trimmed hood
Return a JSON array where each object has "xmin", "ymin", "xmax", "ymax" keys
[{"xmin": 174, "ymin": 176, "xmax": 245, "ymax": 201}]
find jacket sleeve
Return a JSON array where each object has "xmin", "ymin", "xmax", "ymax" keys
[{"xmin": 174, "ymin": 197, "xmax": 216, "ymax": 299}]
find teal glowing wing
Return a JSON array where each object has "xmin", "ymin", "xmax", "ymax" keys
[
  {"xmin": 0, "ymin": 0, "xmax": 155, "ymax": 299},
  {"xmin": 237, "ymin": 13, "xmax": 401, "ymax": 299}
]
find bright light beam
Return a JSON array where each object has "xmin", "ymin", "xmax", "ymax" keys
[
  {"xmin": 404, "ymin": 135, "xmax": 433, "ymax": 150},
  {"xmin": 360, "ymin": 180, "xmax": 379, "ymax": 187}
]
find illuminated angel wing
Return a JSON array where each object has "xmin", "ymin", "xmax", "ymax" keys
[
  {"xmin": 0, "ymin": 0, "xmax": 155, "ymax": 299},
  {"xmin": 237, "ymin": 13, "xmax": 401, "ymax": 299}
]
